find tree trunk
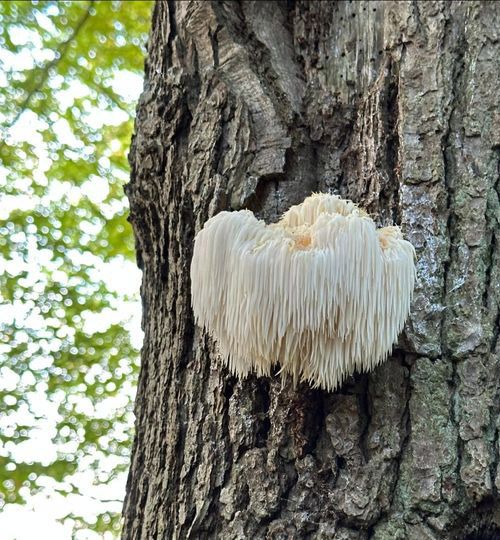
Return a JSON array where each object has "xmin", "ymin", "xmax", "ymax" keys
[{"xmin": 123, "ymin": 1, "xmax": 499, "ymax": 538}]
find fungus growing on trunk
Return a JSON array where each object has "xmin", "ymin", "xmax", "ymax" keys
[{"xmin": 190, "ymin": 193, "xmax": 416, "ymax": 391}]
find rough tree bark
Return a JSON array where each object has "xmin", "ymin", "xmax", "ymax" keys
[{"xmin": 123, "ymin": 1, "xmax": 499, "ymax": 538}]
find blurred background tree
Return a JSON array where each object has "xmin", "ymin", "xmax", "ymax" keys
[{"xmin": 0, "ymin": 1, "xmax": 152, "ymax": 537}]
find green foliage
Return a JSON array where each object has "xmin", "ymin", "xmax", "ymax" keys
[{"xmin": 0, "ymin": 0, "xmax": 152, "ymax": 536}]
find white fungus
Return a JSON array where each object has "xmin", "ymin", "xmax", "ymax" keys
[{"xmin": 190, "ymin": 193, "xmax": 416, "ymax": 391}]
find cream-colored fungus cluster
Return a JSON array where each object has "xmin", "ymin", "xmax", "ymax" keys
[{"xmin": 190, "ymin": 193, "xmax": 415, "ymax": 391}]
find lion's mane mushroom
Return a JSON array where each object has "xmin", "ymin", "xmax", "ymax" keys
[{"xmin": 190, "ymin": 193, "xmax": 416, "ymax": 391}]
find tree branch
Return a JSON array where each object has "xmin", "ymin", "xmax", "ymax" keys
[{"xmin": 0, "ymin": 0, "xmax": 95, "ymax": 148}]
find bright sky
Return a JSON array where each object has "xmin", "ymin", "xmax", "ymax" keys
[
  {"xmin": 1, "ymin": 486, "xmax": 124, "ymax": 540},
  {"xmin": 0, "ymin": 32, "xmax": 145, "ymax": 537}
]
